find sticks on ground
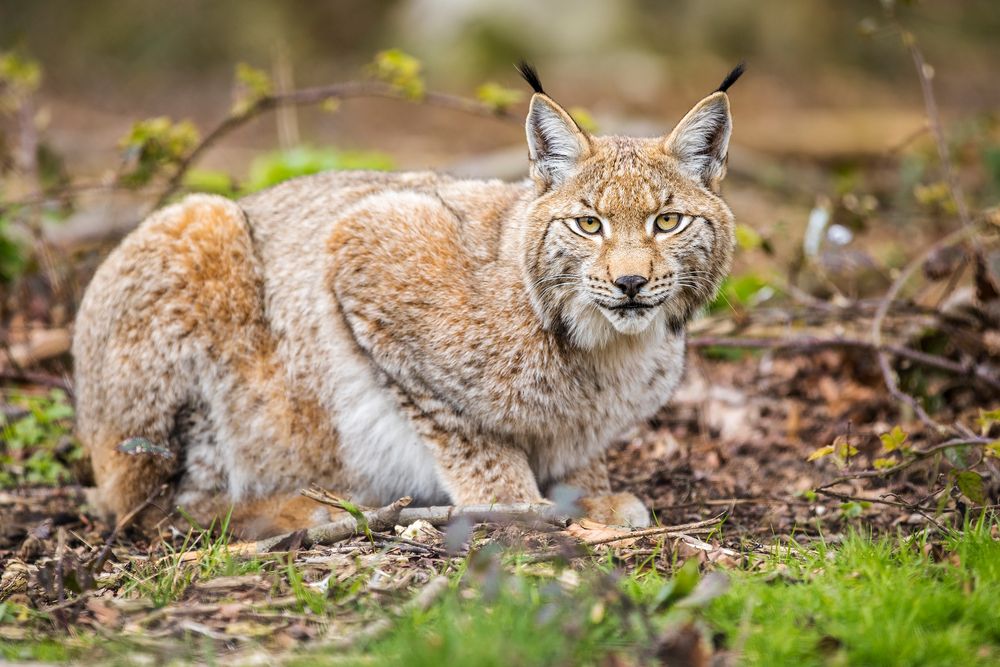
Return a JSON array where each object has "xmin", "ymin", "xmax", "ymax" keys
[
  {"xmin": 300, "ymin": 485, "xmax": 573, "ymax": 529},
  {"xmin": 253, "ymin": 495, "xmax": 413, "ymax": 554},
  {"xmin": 577, "ymin": 513, "xmax": 726, "ymax": 548}
]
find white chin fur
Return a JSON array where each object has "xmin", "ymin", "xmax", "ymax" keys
[
  {"xmin": 563, "ymin": 295, "xmax": 662, "ymax": 349},
  {"xmin": 600, "ymin": 307, "xmax": 658, "ymax": 335}
]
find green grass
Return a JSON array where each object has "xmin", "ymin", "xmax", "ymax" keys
[
  {"xmin": 118, "ymin": 510, "xmax": 267, "ymax": 607},
  {"xmin": 4, "ymin": 514, "xmax": 998, "ymax": 665},
  {"xmin": 705, "ymin": 516, "xmax": 1000, "ymax": 666},
  {"xmin": 307, "ymin": 517, "xmax": 1000, "ymax": 666}
]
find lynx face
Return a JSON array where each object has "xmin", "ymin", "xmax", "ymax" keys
[{"xmin": 520, "ymin": 73, "xmax": 737, "ymax": 349}]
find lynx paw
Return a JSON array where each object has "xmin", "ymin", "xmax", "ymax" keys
[{"xmin": 578, "ymin": 492, "xmax": 650, "ymax": 528}]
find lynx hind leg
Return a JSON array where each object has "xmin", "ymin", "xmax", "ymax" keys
[
  {"xmin": 75, "ymin": 355, "xmax": 189, "ymax": 524},
  {"xmin": 557, "ymin": 454, "xmax": 651, "ymax": 528},
  {"xmin": 172, "ymin": 492, "xmax": 345, "ymax": 540},
  {"xmin": 73, "ymin": 194, "xmax": 252, "ymax": 526}
]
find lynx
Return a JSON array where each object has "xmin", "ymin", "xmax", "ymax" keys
[{"xmin": 73, "ymin": 63, "xmax": 743, "ymax": 537}]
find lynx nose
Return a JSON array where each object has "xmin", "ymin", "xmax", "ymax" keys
[{"xmin": 613, "ymin": 274, "xmax": 648, "ymax": 299}]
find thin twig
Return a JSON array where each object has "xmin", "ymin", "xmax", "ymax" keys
[
  {"xmin": 688, "ymin": 334, "xmax": 1000, "ymax": 392},
  {"xmin": 870, "ymin": 225, "xmax": 978, "ymax": 432},
  {"xmin": 255, "ymin": 496, "xmax": 413, "ymax": 553},
  {"xmin": 813, "ymin": 488, "xmax": 953, "ymax": 517},
  {"xmin": 153, "ymin": 81, "xmax": 517, "ymax": 209},
  {"xmin": 300, "ymin": 485, "xmax": 572, "ymax": 527},
  {"xmin": 894, "ymin": 25, "xmax": 972, "ymax": 230},
  {"xmin": 814, "ymin": 437, "xmax": 990, "ymax": 492},
  {"xmin": 0, "ymin": 369, "xmax": 74, "ymax": 395},
  {"xmin": 578, "ymin": 513, "xmax": 727, "ymax": 548},
  {"xmin": 87, "ymin": 483, "xmax": 170, "ymax": 573}
]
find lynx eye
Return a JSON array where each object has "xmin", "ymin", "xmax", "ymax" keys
[
  {"xmin": 574, "ymin": 216, "xmax": 602, "ymax": 235},
  {"xmin": 654, "ymin": 212, "xmax": 686, "ymax": 234}
]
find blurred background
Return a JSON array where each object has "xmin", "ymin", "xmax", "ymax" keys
[
  {"xmin": 2, "ymin": 0, "xmax": 999, "ymax": 262},
  {"xmin": 3, "ymin": 0, "xmax": 1000, "ymax": 228}
]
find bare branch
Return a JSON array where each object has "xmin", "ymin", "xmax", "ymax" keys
[
  {"xmin": 688, "ymin": 333, "xmax": 1000, "ymax": 392},
  {"xmin": 814, "ymin": 436, "xmax": 991, "ymax": 492},
  {"xmin": 152, "ymin": 81, "xmax": 517, "ymax": 210}
]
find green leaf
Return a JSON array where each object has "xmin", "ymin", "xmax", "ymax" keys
[
  {"xmin": 233, "ymin": 63, "xmax": 273, "ymax": 115},
  {"xmin": 985, "ymin": 441, "xmax": 1000, "ymax": 459},
  {"xmin": 954, "ymin": 471, "xmax": 986, "ymax": 504},
  {"xmin": 183, "ymin": 169, "xmax": 235, "ymax": 197},
  {"xmin": 710, "ymin": 273, "xmax": 775, "ymax": 313},
  {"xmin": 0, "ymin": 51, "xmax": 42, "ymax": 112},
  {"xmin": 734, "ymin": 224, "xmax": 763, "ymax": 251},
  {"xmin": 336, "ymin": 497, "xmax": 371, "ymax": 540},
  {"xmin": 245, "ymin": 146, "xmax": 392, "ymax": 193},
  {"xmin": 839, "ymin": 501, "xmax": 871, "ymax": 518},
  {"xmin": 651, "ymin": 558, "xmax": 700, "ymax": 611},
  {"xmin": 568, "ymin": 107, "xmax": 598, "ymax": 134},
  {"xmin": 117, "ymin": 437, "xmax": 174, "ymax": 459},
  {"xmin": 0, "ymin": 217, "xmax": 26, "ymax": 283},
  {"xmin": 476, "ymin": 82, "xmax": 524, "ymax": 113},
  {"xmin": 976, "ymin": 408, "xmax": 1000, "ymax": 433},
  {"xmin": 807, "ymin": 445, "xmax": 836, "ymax": 462},
  {"xmin": 370, "ymin": 49, "xmax": 425, "ymax": 100},
  {"xmin": 118, "ymin": 117, "xmax": 200, "ymax": 187},
  {"xmin": 879, "ymin": 425, "xmax": 909, "ymax": 452},
  {"xmin": 672, "ymin": 558, "xmax": 701, "ymax": 598},
  {"xmin": 873, "ymin": 457, "xmax": 898, "ymax": 470}
]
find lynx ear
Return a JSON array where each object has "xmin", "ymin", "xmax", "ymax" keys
[
  {"xmin": 525, "ymin": 94, "xmax": 591, "ymax": 188},
  {"xmin": 663, "ymin": 92, "xmax": 732, "ymax": 190}
]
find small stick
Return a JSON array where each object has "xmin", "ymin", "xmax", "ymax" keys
[
  {"xmin": 88, "ymin": 483, "xmax": 170, "ymax": 573},
  {"xmin": 396, "ymin": 503, "xmax": 573, "ymax": 527},
  {"xmin": 523, "ymin": 513, "xmax": 728, "ymax": 562},
  {"xmin": 300, "ymin": 487, "xmax": 573, "ymax": 528},
  {"xmin": 253, "ymin": 496, "xmax": 413, "ymax": 553}
]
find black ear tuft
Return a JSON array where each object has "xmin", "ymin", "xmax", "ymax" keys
[
  {"xmin": 516, "ymin": 61, "xmax": 545, "ymax": 94},
  {"xmin": 716, "ymin": 61, "xmax": 746, "ymax": 93}
]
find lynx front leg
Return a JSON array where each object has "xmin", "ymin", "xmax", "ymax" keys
[
  {"xmin": 559, "ymin": 454, "xmax": 650, "ymax": 528},
  {"xmin": 428, "ymin": 429, "xmax": 544, "ymax": 505}
]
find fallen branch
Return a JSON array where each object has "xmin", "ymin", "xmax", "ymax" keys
[
  {"xmin": 577, "ymin": 513, "xmax": 727, "ymax": 548},
  {"xmin": 301, "ymin": 484, "xmax": 572, "ymax": 529},
  {"xmin": 396, "ymin": 503, "xmax": 572, "ymax": 528},
  {"xmin": 254, "ymin": 495, "xmax": 413, "ymax": 553},
  {"xmin": 688, "ymin": 334, "xmax": 1000, "ymax": 392}
]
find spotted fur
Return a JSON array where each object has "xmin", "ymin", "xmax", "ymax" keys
[{"xmin": 73, "ymin": 73, "xmax": 739, "ymax": 537}]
